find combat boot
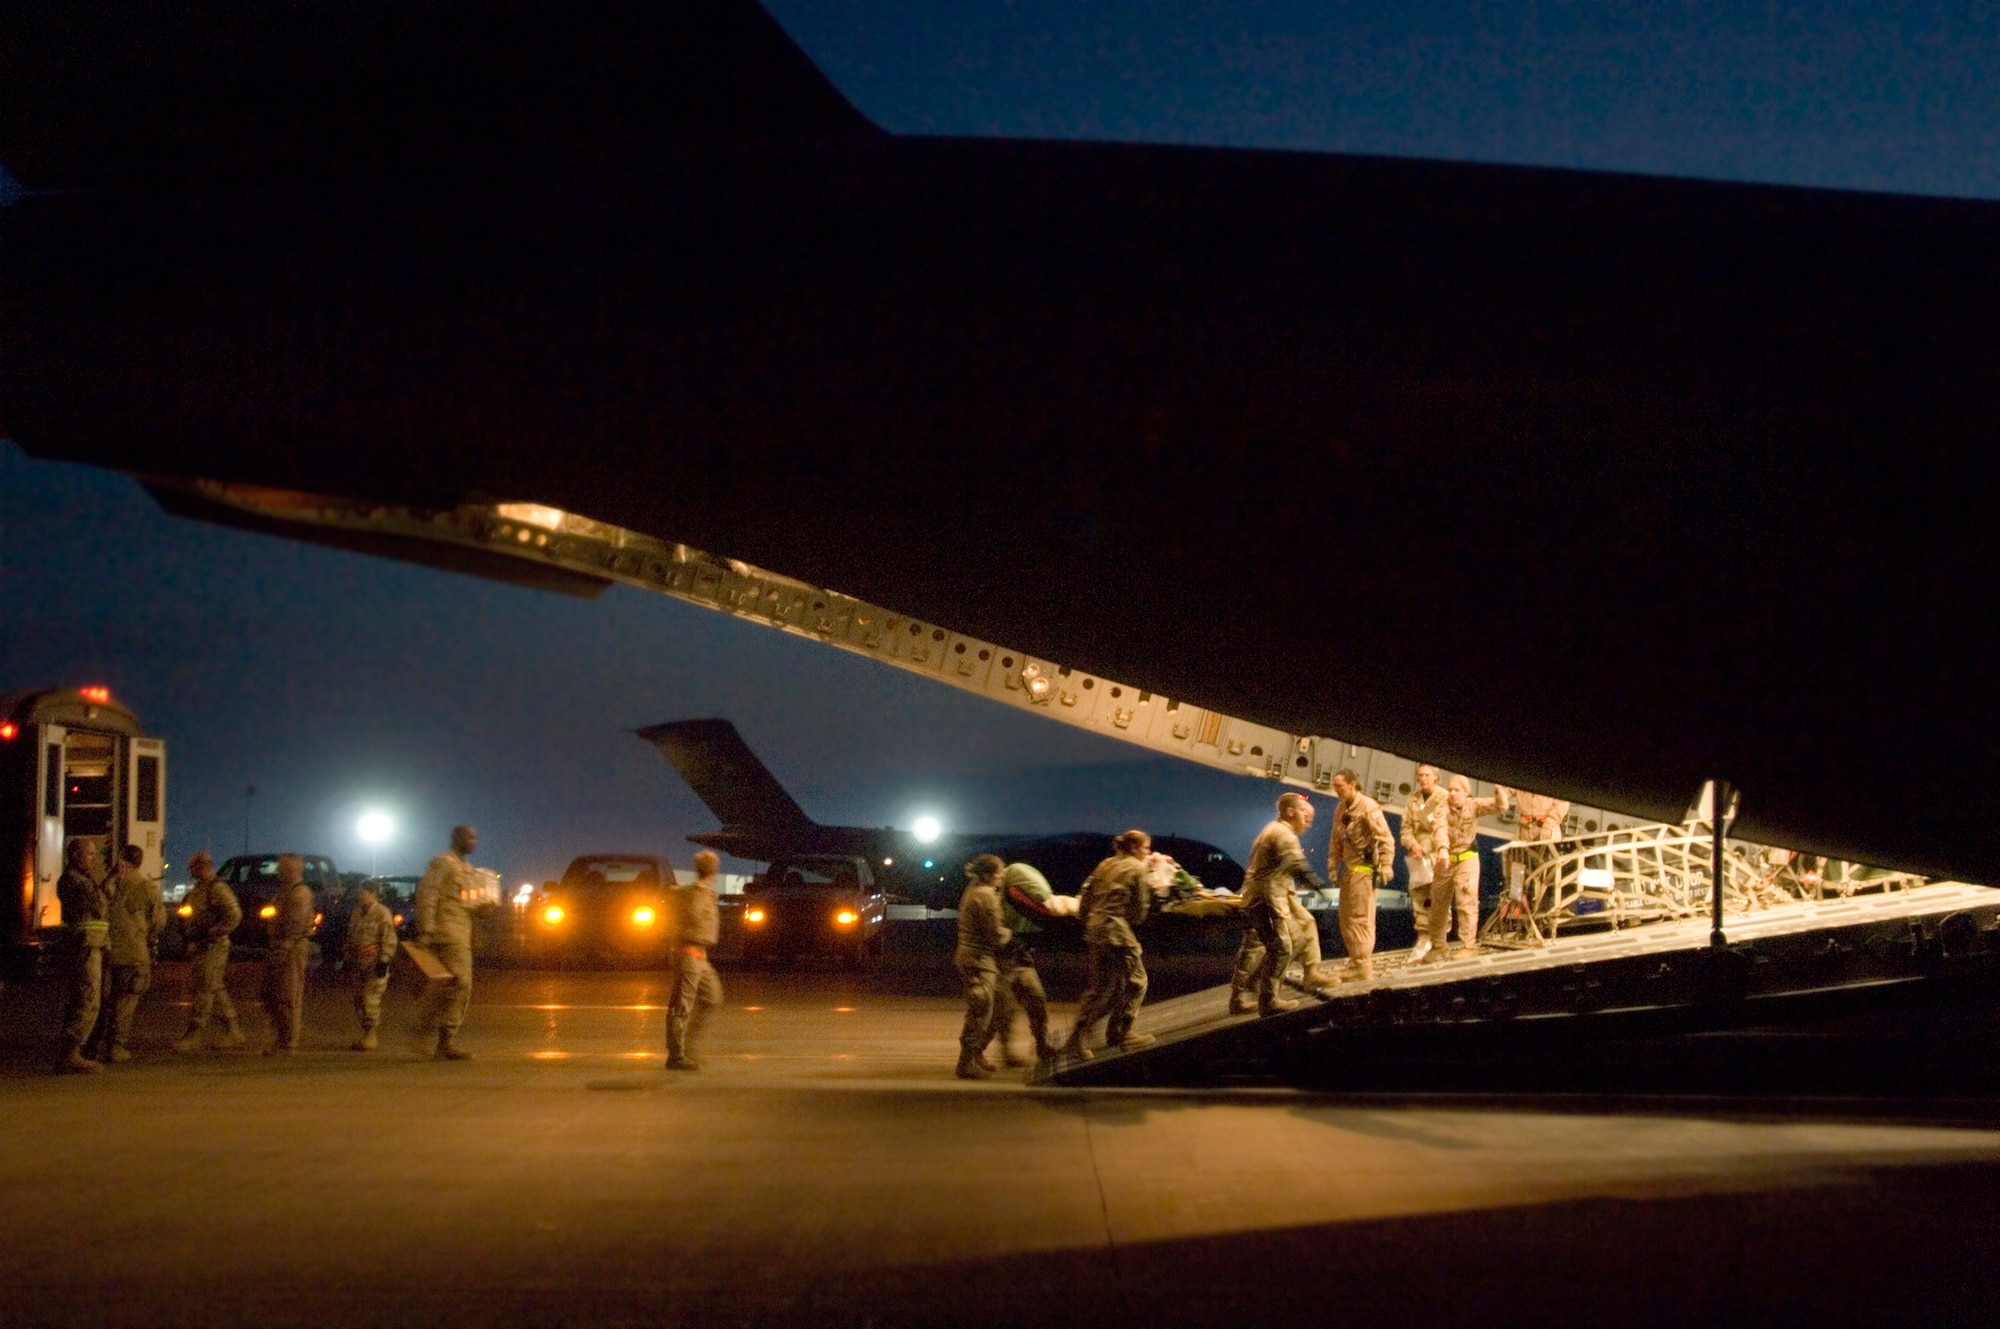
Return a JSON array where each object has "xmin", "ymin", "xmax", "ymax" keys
[
  {"xmin": 434, "ymin": 1031, "xmax": 472, "ymax": 1061},
  {"xmin": 215, "ymin": 1021, "xmax": 247, "ymax": 1049},
  {"xmin": 352, "ymin": 1029, "xmax": 379, "ymax": 1051},
  {"xmin": 955, "ymin": 1050, "xmax": 994, "ymax": 1080},
  {"xmin": 1227, "ymin": 990, "xmax": 1254, "ymax": 1016},
  {"xmin": 664, "ymin": 1056, "xmax": 701, "ymax": 1072},
  {"xmin": 1111, "ymin": 1032, "xmax": 1156, "ymax": 1051},
  {"xmin": 172, "ymin": 1028, "xmax": 205, "ymax": 1053},
  {"xmin": 107, "ymin": 1046, "xmax": 131, "ymax": 1063},
  {"xmin": 1259, "ymin": 997, "xmax": 1301, "ymax": 1017},
  {"xmin": 59, "ymin": 1042, "xmax": 102, "ymax": 1074},
  {"xmin": 1408, "ymin": 937, "xmax": 1434, "ymax": 964}
]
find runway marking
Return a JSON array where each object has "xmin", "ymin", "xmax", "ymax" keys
[{"xmin": 499, "ymin": 1004, "xmax": 665, "ymax": 1011}]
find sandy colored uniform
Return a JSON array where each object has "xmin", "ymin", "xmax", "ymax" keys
[
  {"xmin": 57, "ymin": 866, "xmax": 113, "ymax": 1046},
  {"xmin": 954, "ymin": 879, "xmax": 1011, "ymax": 1059},
  {"xmin": 1235, "ymin": 820, "xmax": 1324, "ymax": 1011},
  {"xmin": 1402, "ymin": 786, "xmax": 1448, "ymax": 942},
  {"xmin": 1431, "ymin": 790, "xmax": 1506, "ymax": 949},
  {"xmin": 1070, "ymin": 856, "xmax": 1151, "ymax": 1047},
  {"xmin": 344, "ymin": 901, "xmax": 400, "ymax": 1035},
  {"xmin": 1330, "ymin": 793, "xmax": 1396, "ymax": 965},
  {"xmin": 95, "ymin": 866, "xmax": 164, "ymax": 1055},
  {"xmin": 415, "ymin": 850, "xmax": 489, "ymax": 1038},
  {"xmin": 984, "ymin": 863, "xmax": 1056, "ymax": 1061},
  {"xmin": 261, "ymin": 881, "xmax": 315, "ymax": 1050},
  {"xmin": 667, "ymin": 876, "xmax": 723, "ymax": 1064},
  {"xmin": 1513, "ymin": 791, "xmax": 1571, "ymax": 843},
  {"xmin": 180, "ymin": 875, "xmax": 243, "ymax": 1039}
]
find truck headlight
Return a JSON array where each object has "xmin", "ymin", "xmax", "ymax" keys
[
  {"xmin": 834, "ymin": 909, "xmax": 859, "ymax": 926},
  {"xmin": 542, "ymin": 905, "xmax": 564, "ymax": 926},
  {"xmin": 632, "ymin": 906, "xmax": 655, "ymax": 927},
  {"xmin": 744, "ymin": 908, "xmax": 766, "ymax": 925}
]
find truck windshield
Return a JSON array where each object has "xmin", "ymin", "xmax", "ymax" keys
[
  {"xmin": 773, "ymin": 862, "xmax": 858, "ymax": 890},
  {"xmin": 562, "ymin": 860, "xmax": 660, "ymax": 892}
]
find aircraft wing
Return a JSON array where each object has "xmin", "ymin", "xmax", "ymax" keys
[{"xmin": 4, "ymin": 2, "xmax": 1997, "ymax": 880}]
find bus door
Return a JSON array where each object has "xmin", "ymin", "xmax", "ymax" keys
[
  {"xmin": 127, "ymin": 737, "xmax": 166, "ymax": 879},
  {"xmin": 32, "ymin": 723, "xmax": 66, "ymax": 928}
]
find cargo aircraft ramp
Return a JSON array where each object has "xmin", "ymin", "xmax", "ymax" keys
[{"xmin": 1042, "ymin": 878, "xmax": 2000, "ymax": 1092}]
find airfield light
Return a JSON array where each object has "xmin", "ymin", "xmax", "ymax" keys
[
  {"xmin": 177, "ymin": 904, "xmax": 193, "ymax": 917},
  {"xmin": 744, "ymin": 907, "xmax": 766, "ymax": 925},
  {"xmin": 912, "ymin": 815, "xmax": 942, "ymax": 844},
  {"xmin": 259, "ymin": 904, "xmax": 277, "ymax": 919},
  {"xmin": 0, "ymin": 722, "xmax": 15, "ymax": 741},
  {"xmin": 632, "ymin": 906, "xmax": 656, "ymax": 927},
  {"xmin": 313, "ymin": 913, "xmax": 323, "ymax": 927},
  {"xmin": 355, "ymin": 810, "xmax": 394, "ymax": 875},
  {"xmin": 834, "ymin": 909, "xmax": 859, "ymax": 926},
  {"xmin": 923, "ymin": 860, "xmax": 934, "ymax": 870},
  {"xmin": 393, "ymin": 914, "xmax": 404, "ymax": 926}
]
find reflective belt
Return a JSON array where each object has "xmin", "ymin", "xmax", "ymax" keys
[
  {"xmin": 77, "ymin": 920, "xmax": 109, "ymax": 947},
  {"xmin": 1451, "ymin": 850, "xmax": 1478, "ymax": 864},
  {"xmin": 682, "ymin": 945, "xmax": 707, "ymax": 960},
  {"xmin": 1346, "ymin": 864, "xmax": 1377, "ymax": 876}
]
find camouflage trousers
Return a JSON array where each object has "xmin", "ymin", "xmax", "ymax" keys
[
  {"xmin": 261, "ymin": 940, "xmax": 309, "ymax": 1050},
  {"xmin": 1071, "ymin": 942, "xmax": 1147, "ymax": 1047},
  {"xmin": 352, "ymin": 970, "xmax": 390, "ymax": 1033},
  {"xmin": 425, "ymin": 942, "xmax": 474, "ymax": 1036},
  {"xmin": 955, "ymin": 949, "xmax": 1000, "ymax": 1056},
  {"xmin": 982, "ymin": 943, "xmax": 1051, "ymax": 1057},
  {"xmin": 61, "ymin": 943, "xmax": 105, "ymax": 1045},
  {"xmin": 1235, "ymin": 896, "xmax": 1322, "ymax": 1010},
  {"xmin": 91, "ymin": 961, "xmax": 152, "ymax": 1053},
  {"xmin": 667, "ymin": 947, "xmax": 722, "ymax": 1063},
  {"xmin": 185, "ymin": 940, "xmax": 237, "ymax": 1033}
]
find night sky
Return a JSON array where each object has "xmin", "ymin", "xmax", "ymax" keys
[{"xmin": 3, "ymin": 2, "xmax": 1995, "ymax": 887}]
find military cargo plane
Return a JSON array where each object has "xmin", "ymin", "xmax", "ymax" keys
[
  {"xmin": 3, "ymin": 0, "xmax": 1997, "ymax": 883},
  {"xmin": 640, "ymin": 718, "xmax": 1244, "ymax": 909}
]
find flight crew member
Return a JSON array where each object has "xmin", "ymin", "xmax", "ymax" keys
[
  {"xmin": 1232, "ymin": 792, "xmax": 1331, "ymax": 1016},
  {"xmin": 1402, "ymin": 765, "xmax": 1449, "ymax": 963},
  {"xmin": 1508, "ymin": 788, "xmax": 1571, "ymax": 842},
  {"xmin": 344, "ymin": 883, "xmax": 399, "ymax": 1051},
  {"xmin": 1060, "ymin": 830, "xmax": 1156, "ymax": 1060},
  {"xmin": 953, "ymin": 855, "xmax": 1011, "ymax": 1080},
  {"xmin": 665, "ymin": 850, "xmax": 724, "ymax": 1071},
  {"xmin": 414, "ymin": 824, "xmax": 493, "ymax": 1061},
  {"xmin": 55, "ymin": 839, "xmax": 113, "ymax": 1073},
  {"xmin": 174, "ymin": 851, "xmax": 246, "ymax": 1052},
  {"xmin": 260, "ymin": 853, "xmax": 315, "ymax": 1055},
  {"xmin": 90, "ymin": 844, "xmax": 165, "ymax": 1063},
  {"xmin": 982, "ymin": 861, "xmax": 1059, "ymax": 1071},
  {"xmin": 1427, "ymin": 777, "xmax": 1507, "ymax": 959},
  {"xmin": 1327, "ymin": 770, "xmax": 1397, "ymax": 982}
]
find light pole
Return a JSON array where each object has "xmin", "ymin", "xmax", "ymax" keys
[{"xmin": 356, "ymin": 810, "xmax": 394, "ymax": 878}]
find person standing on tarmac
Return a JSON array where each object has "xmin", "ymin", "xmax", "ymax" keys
[
  {"xmin": 953, "ymin": 854, "xmax": 1011, "ymax": 1080},
  {"xmin": 1425, "ymin": 777, "xmax": 1507, "ymax": 960},
  {"xmin": 665, "ymin": 850, "xmax": 724, "ymax": 1071},
  {"xmin": 1328, "ymin": 770, "xmax": 1397, "ymax": 982},
  {"xmin": 1233, "ymin": 792, "xmax": 1332, "ymax": 1016},
  {"xmin": 55, "ymin": 839, "xmax": 113, "ymax": 1073},
  {"xmin": 1402, "ymin": 765, "xmax": 1450, "ymax": 963},
  {"xmin": 174, "ymin": 851, "xmax": 246, "ymax": 1052},
  {"xmin": 343, "ymin": 882, "xmax": 399, "ymax": 1051},
  {"xmin": 415, "ymin": 825, "xmax": 492, "ymax": 1061},
  {"xmin": 260, "ymin": 853, "xmax": 315, "ymax": 1056},
  {"xmin": 90, "ymin": 844, "xmax": 164, "ymax": 1063},
  {"xmin": 981, "ymin": 861, "xmax": 1060, "ymax": 1072},
  {"xmin": 1060, "ymin": 830, "xmax": 1156, "ymax": 1060}
]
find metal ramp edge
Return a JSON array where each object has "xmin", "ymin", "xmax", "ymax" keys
[{"xmin": 1038, "ymin": 882, "xmax": 2000, "ymax": 1089}]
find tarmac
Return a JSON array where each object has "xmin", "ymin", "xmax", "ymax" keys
[{"xmin": 3, "ymin": 949, "xmax": 1999, "ymax": 1328}]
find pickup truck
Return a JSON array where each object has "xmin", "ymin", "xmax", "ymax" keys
[{"xmin": 737, "ymin": 853, "xmax": 889, "ymax": 968}]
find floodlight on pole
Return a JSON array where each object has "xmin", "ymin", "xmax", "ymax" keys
[
  {"xmin": 356, "ymin": 810, "xmax": 394, "ymax": 876},
  {"xmin": 912, "ymin": 815, "xmax": 942, "ymax": 844}
]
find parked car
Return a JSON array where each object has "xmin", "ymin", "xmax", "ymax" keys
[
  {"xmin": 738, "ymin": 853, "xmax": 888, "ymax": 968},
  {"xmin": 521, "ymin": 855, "xmax": 677, "ymax": 967}
]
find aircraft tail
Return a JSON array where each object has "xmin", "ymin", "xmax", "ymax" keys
[{"xmin": 638, "ymin": 718, "xmax": 817, "ymax": 833}]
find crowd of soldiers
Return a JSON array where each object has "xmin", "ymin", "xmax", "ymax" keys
[
  {"xmin": 51, "ymin": 823, "xmax": 499, "ymax": 1073},
  {"xmin": 951, "ymin": 766, "xmax": 1571, "ymax": 1071}
]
